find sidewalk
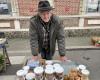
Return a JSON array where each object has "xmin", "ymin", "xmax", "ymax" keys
[
  {"xmin": 3, "ymin": 37, "xmax": 99, "ymax": 56},
  {"xmin": 0, "ymin": 37, "xmax": 100, "ymax": 80}
]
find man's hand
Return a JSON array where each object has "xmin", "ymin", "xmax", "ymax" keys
[
  {"xmin": 32, "ymin": 54, "xmax": 42, "ymax": 61},
  {"xmin": 32, "ymin": 56, "xmax": 39, "ymax": 61},
  {"xmin": 59, "ymin": 56, "xmax": 67, "ymax": 62}
]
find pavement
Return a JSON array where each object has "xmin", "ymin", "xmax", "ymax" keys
[{"xmin": 0, "ymin": 37, "xmax": 100, "ymax": 80}]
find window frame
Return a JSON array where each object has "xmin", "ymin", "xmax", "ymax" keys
[
  {"xmin": 0, "ymin": 0, "xmax": 12, "ymax": 16},
  {"xmin": 86, "ymin": 0, "xmax": 100, "ymax": 13}
]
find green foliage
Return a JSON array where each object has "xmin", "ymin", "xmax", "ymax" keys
[{"xmin": 0, "ymin": 54, "xmax": 4, "ymax": 66}]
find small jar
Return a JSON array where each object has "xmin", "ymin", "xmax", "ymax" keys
[
  {"xmin": 26, "ymin": 72, "xmax": 35, "ymax": 80},
  {"xmin": 46, "ymin": 60, "xmax": 53, "ymax": 65},
  {"xmin": 45, "ymin": 65, "xmax": 54, "ymax": 69},
  {"xmin": 39, "ymin": 59, "xmax": 46, "ymax": 66},
  {"xmin": 16, "ymin": 69, "xmax": 25, "ymax": 80},
  {"xmin": 23, "ymin": 66, "xmax": 30, "ymax": 71},
  {"xmin": 34, "ymin": 67, "xmax": 44, "ymax": 80},
  {"xmin": 53, "ymin": 63, "xmax": 61, "ymax": 68},
  {"xmin": 54, "ymin": 66, "xmax": 64, "ymax": 80},
  {"xmin": 77, "ymin": 64, "xmax": 86, "ymax": 72},
  {"xmin": 81, "ymin": 69, "xmax": 90, "ymax": 80},
  {"xmin": 45, "ymin": 68, "xmax": 54, "ymax": 80}
]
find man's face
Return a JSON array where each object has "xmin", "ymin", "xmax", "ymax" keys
[{"xmin": 39, "ymin": 11, "xmax": 52, "ymax": 22}]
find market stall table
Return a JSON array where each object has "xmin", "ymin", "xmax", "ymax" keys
[{"xmin": 16, "ymin": 58, "xmax": 90, "ymax": 80}]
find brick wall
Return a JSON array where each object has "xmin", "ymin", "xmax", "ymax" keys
[
  {"xmin": 54, "ymin": 0, "xmax": 80, "ymax": 15},
  {"xmin": 17, "ymin": 0, "xmax": 80, "ymax": 16},
  {"xmin": 17, "ymin": 0, "xmax": 38, "ymax": 16}
]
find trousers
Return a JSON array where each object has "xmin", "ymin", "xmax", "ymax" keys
[{"xmin": 41, "ymin": 48, "xmax": 52, "ymax": 60}]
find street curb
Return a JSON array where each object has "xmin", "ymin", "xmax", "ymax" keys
[
  {"xmin": 65, "ymin": 46, "xmax": 100, "ymax": 51},
  {"xmin": 1, "ymin": 46, "xmax": 99, "ymax": 54}
]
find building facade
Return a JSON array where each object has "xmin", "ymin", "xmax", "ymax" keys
[{"xmin": 0, "ymin": 0, "xmax": 100, "ymax": 38}]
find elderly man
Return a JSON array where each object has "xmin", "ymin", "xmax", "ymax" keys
[{"xmin": 29, "ymin": 0, "xmax": 67, "ymax": 61}]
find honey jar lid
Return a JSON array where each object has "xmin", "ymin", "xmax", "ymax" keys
[
  {"xmin": 45, "ymin": 64, "xmax": 53, "ymax": 69},
  {"xmin": 23, "ymin": 66, "xmax": 30, "ymax": 71},
  {"xmin": 26, "ymin": 72, "xmax": 35, "ymax": 80},
  {"xmin": 46, "ymin": 60, "xmax": 53, "ymax": 65},
  {"xmin": 16, "ymin": 69, "xmax": 27, "ymax": 76},
  {"xmin": 55, "ymin": 66, "xmax": 64, "ymax": 73},
  {"xmin": 78, "ymin": 64, "xmax": 86, "ymax": 70},
  {"xmin": 34, "ymin": 66, "xmax": 44, "ymax": 74},
  {"xmin": 45, "ymin": 68, "xmax": 54, "ymax": 74},
  {"xmin": 81, "ymin": 69, "xmax": 90, "ymax": 75}
]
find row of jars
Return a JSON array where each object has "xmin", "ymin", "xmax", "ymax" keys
[{"xmin": 16, "ymin": 63, "xmax": 64, "ymax": 80}]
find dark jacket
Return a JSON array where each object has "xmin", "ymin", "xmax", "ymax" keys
[{"xmin": 29, "ymin": 14, "xmax": 66, "ymax": 57}]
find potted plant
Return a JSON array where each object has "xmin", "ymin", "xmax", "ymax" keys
[{"xmin": 0, "ymin": 54, "xmax": 4, "ymax": 71}]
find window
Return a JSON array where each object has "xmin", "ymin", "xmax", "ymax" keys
[
  {"xmin": 86, "ymin": 0, "xmax": 100, "ymax": 13},
  {"xmin": 0, "ymin": 0, "xmax": 11, "ymax": 15}
]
